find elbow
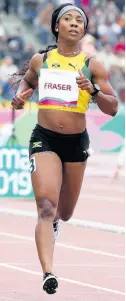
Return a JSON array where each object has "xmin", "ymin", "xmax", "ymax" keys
[
  {"xmin": 111, "ymin": 108, "xmax": 118, "ymax": 117},
  {"xmin": 111, "ymin": 111, "xmax": 117, "ymax": 117},
  {"xmin": 110, "ymin": 99, "xmax": 118, "ymax": 117}
]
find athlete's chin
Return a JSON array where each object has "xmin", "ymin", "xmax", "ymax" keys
[{"xmin": 66, "ymin": 35, "xmax": 81, "ymax": 42}]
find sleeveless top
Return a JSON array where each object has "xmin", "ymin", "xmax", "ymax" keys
[{"xmin": 38, "ymin": 49, "xmax": 91, "ymax": 113}]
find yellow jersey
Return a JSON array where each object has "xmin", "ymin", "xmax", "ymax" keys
[{"xmin": 38, "ymin": 49, "xmax": 91, "ymax": 113}]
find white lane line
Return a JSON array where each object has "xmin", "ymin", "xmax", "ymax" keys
[
  {"xmin": 0, "ymin": 232, "xmax": 125, "ymax": 259},
  {"xmin": 57, "ymin": 242, "xmax": 125, "ymax": 259},
  {"xmin": 0, "ymin": 262, "xmax": 124, "ymax": 268},
  {"xmin": 55, "ymin": 264, "xmax": 124, "ymax": 268},
  {"xmin": 0, "ymin": 263, "xmax": 124, "ymax": 296},
  {"xmin": 0, "ymin": 208, "xmax": 124, "ymax": 234},
  {"xmin": 0, "ymin": 241, "xmax": 33, "ymax": 244}
]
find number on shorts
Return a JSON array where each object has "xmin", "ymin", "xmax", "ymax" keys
[{"xmin": 30, "ymin": 157, "xmax": 36, "ymax": 173}]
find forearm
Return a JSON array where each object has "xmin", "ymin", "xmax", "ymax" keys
[
  {"xmin": 94, "ymin": 92, "xmax": 118, "ymax": 116},
  {"xmin": 16, "ymin": 79, "xmax": 32, "ymax": 95}
]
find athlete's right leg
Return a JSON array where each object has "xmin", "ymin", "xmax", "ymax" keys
[{"xmin": 30, "ymin": 152, "xmax": 62, "ymax": 275}]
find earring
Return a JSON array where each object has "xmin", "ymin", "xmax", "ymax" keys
[{"xmin": 56, "ymin": 28, "xmax": 58, "ymax": 32}]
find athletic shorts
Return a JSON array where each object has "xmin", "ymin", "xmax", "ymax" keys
[{"xmin": 29, "ymin": 124, "xmax": 90, "ymax": 163}]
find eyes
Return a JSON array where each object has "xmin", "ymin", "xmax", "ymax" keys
[
  {"xmin": 64, "ymin": 17, "xmax": 83, "ymax": 24},
  {"xmin": 77, "ymin": 20, "xmax": 83, "ymax": 24}
]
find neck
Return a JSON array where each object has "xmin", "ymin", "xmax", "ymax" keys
[{"xmin": 57, "ymin": 39, "xmax": 81, "ymax": 56}]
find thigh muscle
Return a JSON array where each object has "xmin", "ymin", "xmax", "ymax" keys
[
  {"xmin": 30, "ymin": 152, "xmax": 62, "ymax": 206},
  {"xmin": 58, "ymin": 161, "xmax": 87, "ymax": 219}
]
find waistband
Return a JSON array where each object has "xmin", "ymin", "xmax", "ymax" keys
[{"xmin": 37, "ymin": 123, "xmax": 87, "ymax": 139}]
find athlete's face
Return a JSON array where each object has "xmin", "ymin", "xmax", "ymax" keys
[{"xmin": 56, "ymin": 10, "xmax": 85, "ymax": 42}]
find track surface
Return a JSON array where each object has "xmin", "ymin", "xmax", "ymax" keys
[{"xmin": 0, "ymin": 177, "xmax": 125, "ymax": 301}]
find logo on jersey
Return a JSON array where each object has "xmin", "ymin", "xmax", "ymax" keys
[
  {"xmin": 68, "ymin": 63, "xmax": 78, "ymax": 70},
  {"xmin": 52, "ymin": 63, "xmax": 60, "ymax": 68}
]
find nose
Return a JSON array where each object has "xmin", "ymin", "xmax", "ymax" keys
[
  {"xmin": 70, "ymin": 19, "xmax": 78, "ymax": 27},
  {"xmin": 71, "ymin": 23, "xmax": 78, "ymax": 28}
]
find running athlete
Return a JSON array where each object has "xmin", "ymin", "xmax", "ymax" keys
[{"xmin": 11, "ymin": 3, "xmax": 118, "ymax": 295}]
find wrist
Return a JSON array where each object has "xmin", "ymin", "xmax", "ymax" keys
[
  {"xmin": 89, "ymin": 84, "xmax": 95, "ymax": 95},
  {"xmin": 91, "ymin": 84, "xmax": 101, "ymax": 96}
]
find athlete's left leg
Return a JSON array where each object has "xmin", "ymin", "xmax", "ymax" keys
[{"xmin": 55, "ymin": 160, "xmax": 87, "ymax": 223}]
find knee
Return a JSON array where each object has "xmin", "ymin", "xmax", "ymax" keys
[{"xmin": 36, "ymin": 197, "xmax": 57, "ymax": 219}]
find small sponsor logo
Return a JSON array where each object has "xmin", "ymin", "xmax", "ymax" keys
[{"xmin": 68, "ymin": 63, "xmax": 78, "ymax": 70}]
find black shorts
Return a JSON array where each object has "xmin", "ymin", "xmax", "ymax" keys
[{"xmin": 29, "ymin": 124, "xmax": 90, "ymax": 163}]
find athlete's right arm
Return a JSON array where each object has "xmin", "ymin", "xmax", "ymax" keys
[{"xmin": 11, "ymin": 53, "xmax": 43, "ymax": 110}]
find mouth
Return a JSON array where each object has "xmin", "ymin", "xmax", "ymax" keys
[{"xmin": 69, "ymin": 30, "xmax": 78, "ymax": 36}]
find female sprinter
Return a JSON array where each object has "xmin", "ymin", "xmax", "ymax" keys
[{"xmin": 11, "ymin": 3, "xmax": 118, "ymax": 295}]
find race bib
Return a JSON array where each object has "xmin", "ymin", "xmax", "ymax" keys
[{"xmin": 39, "ymin": 69, "xmax": 79, "ymax": 107}]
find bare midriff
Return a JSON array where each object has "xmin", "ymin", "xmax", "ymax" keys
[{"xmin": 38, "ymin": 109, "xmax": 86, "ymax": 134}]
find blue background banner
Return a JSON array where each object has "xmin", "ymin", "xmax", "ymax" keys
[{"xmin": 0, "ymin": 147, "xmax": 34, "ymax": 197}]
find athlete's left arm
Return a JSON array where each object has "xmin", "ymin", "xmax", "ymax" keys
[{"xmin": 89, "ymin": 58, "xmax": 118, "ymax": 116}]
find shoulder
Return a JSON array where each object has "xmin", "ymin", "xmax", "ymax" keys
[
  {"xmin": 83, "ymin": 53, "xmax": 97, "ymax": 68},
  {"xmin": 88, "ymin": 57, "xmax": 108, "ymax": 79},
  {"xmin": 42, "ymin": 50, "xmax": 53, "ymax": 61},
  {"xmin": 29, "ymin": 53, "xmax": 44, "ymax": 73},
  {"xmin": 29, "ymin": 49, "xmax": 55, "ymax": 73}
]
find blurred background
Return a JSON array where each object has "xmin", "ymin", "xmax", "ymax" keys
[
  {"xmin": 0, "ymin": 4, "xmax": 124, "ymax": 297},
  {"xmin": 0, "ymin": 0, "xmax": 125, "ymax": 197}
]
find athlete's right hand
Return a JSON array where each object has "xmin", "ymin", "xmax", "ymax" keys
[{"xmin": 11, "ymin": 88, "xmax": 33, "ymax": 110}]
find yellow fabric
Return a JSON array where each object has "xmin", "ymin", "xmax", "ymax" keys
[{"xmin": 38, "ymin": 49, "xmax": 91, "ymax": 113}]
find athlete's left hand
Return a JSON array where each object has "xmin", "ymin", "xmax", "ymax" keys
[{"xmin": 76, "ymin": 70, "xmax": 94, "ymax": 94}]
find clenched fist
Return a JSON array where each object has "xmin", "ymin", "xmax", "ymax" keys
[
  {"xmin": 76, "ymin": 70, "xmax": 94, "ymax": 95},
  {"xmin": 11, "ymin": 88, "xmax": 33, "ymax": 110}
]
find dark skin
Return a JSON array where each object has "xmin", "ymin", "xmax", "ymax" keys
[
  {"xmin": 11, "ymin": 10, "xmax": 118, "ymax": 276},
  {"xmin": 12, "ymin": 10, "xmax": 118, "ymax": 133}
]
